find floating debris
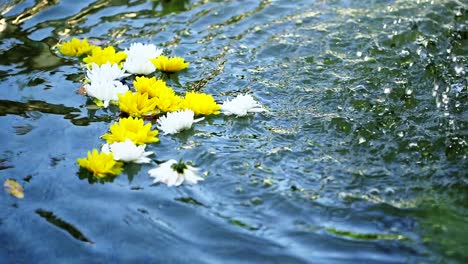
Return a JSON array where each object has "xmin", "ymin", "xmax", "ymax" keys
[{"xmin": 4, "ymin": 179, "xmax": 24, "ymax": 199}]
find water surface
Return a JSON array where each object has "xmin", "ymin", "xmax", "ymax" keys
[{"xmin": 0, "ymin": 0, "xmax": 467, "ymax": 263}]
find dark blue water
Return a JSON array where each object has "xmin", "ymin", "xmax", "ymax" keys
[{"xmin": 0, "ymin": 0, "xmax": 467, "ymax": 263}]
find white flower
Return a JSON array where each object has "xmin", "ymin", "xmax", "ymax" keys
[
  {"xmin": 220, "ymin": 94, "xmax": 265, "ymax": 117},
  {"xmin": 125, "ymin": 43, "xmax": 162, "ymax": 58},
  {"xmin": 123, "ymin": 43, "xmax": 163, "ymax": 75},
  {"xmin": 101, "ymin": 139, "xmax": 153, "ymax": 163},
  {"xmin": 123, "ymin": 58, "xmax": 156, "ymax": 75},
  {"xmin": 148, "ymin": 159, "xmax": 203, "ymax": 186},
  {"xmin": 86, "ymin": 62, "xmax": 128, "ymax": 83},
  {"xmin": 156, "ymin": 110, "xmax": 204, "ymax": 135},
  {"xmin": 84, "ymin": 80, "xmax": 128, "ymax": 107}
]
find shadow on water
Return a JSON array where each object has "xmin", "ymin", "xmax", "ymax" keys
[
  {"xmin": 0, "ymin": 99, "xmax": 118, "ymax": 126},
  {"xmin": 36, "ymin": 209, "xmax": 94, "ymax": 244}
]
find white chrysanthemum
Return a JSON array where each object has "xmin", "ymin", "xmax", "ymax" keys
[
  {"xmin": 220, "ymin": 94, "xmax": 265, "ymax": 117},
  {"xmin": 156, "ymin": 110, "xmax": 204, "ymax": 135},
  {"xmin": 123, "ymin": 43, "xmax": 163, "ymax": 75},
  {"xmin": 84, "ymin": 80, "xmax": 128, "ymax": 108},
  {"xmin": 148, "ymin": 159, "xmax": 203, "ymax": 186},
  {"xmin": 101, "ymin": 139, "xmax": 153, "ymax": 163},
  {"xmin": 86, "ymin": 62, "xmax": 128, "ymax": 83},
  {"xmin": 123, "ymin": 58, "xmax": 156, "ymax": 75}
]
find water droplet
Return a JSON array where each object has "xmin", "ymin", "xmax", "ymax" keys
[
  {"xmin": 338, "ymin": 192, "xmax": 352, "ymax": 200},
  {"xmin": 451, "ymin": 83, "xmax": 464, "ymax": 93},
  {"xmin": 416, "ymin": 47, "xmax": 422, "ymax": 55},
  {"xmin": 0, "ymin": 19, "xmax": 6, "ymax": 33},
  {"xmin": 384, "ymin": 187, "xmax": 395, "ymax": 195},
  {"xmin": 358, "ymin": 137, "xmax": 366, "ymax": 144},
  {"xmin": 454, "ymin": 65, "xmax": 465, "ymax": 75},
  {"xmin": 442, "ymin": 94, "xmax": 449, "ymax": 104},
  {"xmin": 399, "ymin": 50, "xmax": 410, "ymax": 56}
]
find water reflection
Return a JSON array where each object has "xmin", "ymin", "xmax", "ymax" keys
[
  {"xmin": 152, "ymin": 0, "xmax": 189, "ymax": 14},
  {"xmin": 0, "ymin": 99, "xmax": 78, "ymax": 117},
  {"xmin": 10, "ymin": 0, "xmax": 60, "ymax": 25}
]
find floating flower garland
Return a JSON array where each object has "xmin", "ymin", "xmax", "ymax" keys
[{"xmin": 57, "ymin": 38, "xmax": 265, "ymax": 187}]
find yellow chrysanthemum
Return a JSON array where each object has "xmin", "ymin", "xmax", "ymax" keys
[
  {"xmin": 102, "ymin": 117, "xmax": 159, "ymax": 145},
  {"xmin": 133, "ymin": 76, "xmax": 169, "ymax": 98},
  {"xmin": 182, "ymin": 91, "xmax": 220, "ymax": 115},
  {"xmin": 150, "ymin": 55, "xmax": 189, "ymax": 73},
  {"xmin": 118, "ymin": 91, "xmax": 158, "ymax": 117},
  {"xmin": 77, "ymin": 149, "xmax": 123, "ymax": 178},
  {"xmin": 83, "ymin": 46, "xmax": 127, "ymax": 66},
  {"xmin": 155, "ymin": 89, "xmax": 184, "ymax": 113},
  {"xmin": 58, "ymin": 38, "xmax": 93, "ymax": 57}
]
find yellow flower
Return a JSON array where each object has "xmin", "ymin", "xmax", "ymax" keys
[
  {"xmin": 77, "ymin": 149, "xmax": 123, "ymax": 178},
  {"xmin": 134, "ymin": 76, "xmax": 169, "ymax": 98},
  {"xmin": 118, "ymin": 91, "xmax": 158, "ymax": 117},
  {"xmin": 102, "ymin": 117, "xmax": 159, "ymax": 145},
  {"xmin": 155, "ymin": 89, "xmax": 184, "ymax": 113},
  {"xmin": 133, "ymin": 76, "xmax": 184, "ymax": 112},
  {"xmin": 58, "ymin": 38, "xmax": 93, "ymax": 57},
  {"xmin": 150, "ymin": 55, "xmax": 189, "ymax": 73},
  {"xmin": 83, "ymin": 46, "xmax": 127, "ymax": 66},
  {"xmin": 182, "ymin": 91, "xmax": 220, "ymax": 115}
]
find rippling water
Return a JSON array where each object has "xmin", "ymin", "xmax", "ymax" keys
[{"xmin": 0, "ymin": 0, "xmax": 467, "ymax": 263}]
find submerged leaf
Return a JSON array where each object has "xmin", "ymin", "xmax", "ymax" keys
[
  {"xmin": 4, "ymin": 179, "xmax": 24, "ymax": 199},
  {"xmin": 229, "ymin": 218, "xmax": 259, "ymax": 231},
  {"xmin": 175, "ymin": 197, "xmax": 205, "ymax": 206},
  {"xmin": 36, "ymin": 209, "xmax": 94, "ymax": 244},
  {"xmin": 325, "ymin": 227, "xmax": 409, "ymax": 241}
]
